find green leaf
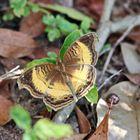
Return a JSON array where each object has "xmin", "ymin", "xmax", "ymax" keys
[
  {"xmin": 60, "ymin": 30, "xmax": 81, "ymax": 60},
  {"xmin": 25, "ymin": 57, "xmax": 57, "ymax": 71},
  {"xmin": 47, "ymin": 52, "xmax": 57, "ymax": 59},
  {"xmin": 10, "ymin": 105, "xmax": 31, "ymax": 131},
  {"xmin": 80, "ymin": 18, "xmax": 92, "ymax": 32},
  {"xmin": 48, "ymin": 28, "xmax": 61, "ymax": 42},
  {"xmin": 56, "ymin": 15, "xmax": 78, "ymax": 34},
  {"xmin": 23, "ymin": 131, "xmax": 37, "ymax": 140},
  {"xmin": 42, "ymin": 4, "xmax": 92, "ymax": 21},
  {"xmin": 24, "ymin": 6, "xmax": 30, "ymax": 16},
  {"xmin": 2, "ymin": 13, "xmax": 14, "ymax": 21},
  {"xmin": 100, "ymin": 43, "xmax": 111, "ymax": 55},
  {"xmin": 30, "ymin": 3, "xmax": 40, "ymax": 12},
  {"xmin": 46, "ymin": 106, "xmax": 52, "ymax": 112},
  {"xmin": 13, "ymin": 6, "xmax": 30, "ymax": 17},
  {"xmin": 10, "ymin": 0, "xmax": 27, "ymax": 9},
  {"xmin": 85, "ymin": 86, "xmax": 98, "ymax": 104},
  {"xmin": 34, "ymin": 118, "xmax": 73, "ymax": 139},
  {"xmin": 42, "ymin": 14, "xmax": 56, "ymax": 26}
]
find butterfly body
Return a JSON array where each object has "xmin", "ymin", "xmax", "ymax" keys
[{"xmin": 17, "ymin": 33, "xmax": 98, "ymax": 111}]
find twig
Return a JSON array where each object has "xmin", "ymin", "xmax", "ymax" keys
[
  {"xmin": 0, "ymin": 65, "xmax": 22, "ymax": 82},
  {"xmin": 100, "ymin": 18, "xmax": 137, "ymax": 82},
  {"xmin": 53, "ymin": 103, "xmax": 75, "ymax": 123},
  {"xmin": 100, "ymin": 0, "xmax": 116, "ymax": 23},
  {"xmin": 98, "ymin": 69, "xmax": 123, "ymax": 91}
]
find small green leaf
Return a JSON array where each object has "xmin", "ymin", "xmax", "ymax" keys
[
  {"xmin": 43, "ymin": 4, "xmax": 92, "ymax": 21},
  {"xmin": 2, "ymin": 13, "xmax": 14, "ymax": 21},
  {"xmin": 13, "ymin": 6, "xmax": 30, "ymax": 17},
  {"xmin": 56, "ymin": 15, "xmax": 78, "ymax": 34},
  {"xmin": 30, "ymin": 3, "xmax": 40, "ymax": 12},
  {"xmin": 46, "ymin": 106, "xmax": 52, "ymax": 112},
  {"xmin": 10, "ymin": 0, "xmax": 27, "ymax": 9},
  {"xmin": 48, "ymin": 28, "xmax": 61, "ymax": 42},
  {"xmin": 100, "ymin": 43, "xmax": 111, "ymax": 55},
  {"xmin": 23, "ymin": 6, "xmax": 30, "ymax": 16},
  {"xmin": 10, "ymin": 105, "xmax": 31, "ymax": 131},
  {"xmin": 34, "ymin": 119, "xmax": 73, "ymax": 139},
  {"xmin": 85, "ymin": 86, "xmax": 98, "ymax": 104},
  {"xmin": 23, "ymin": 131, "xmax": 37, "ymax": 140},
  {"xmin": 80, "ymin": 18, "xmax": 92, "ymax": 32},
  {"xmin": 47, "ymin": 52, "xmax": 57, "ymax": 59},
  {"xmin": 42, "ymin": 14, "xmax": 55, "ymax": 26},
  {"xmin": 25, "ymin": 57, "xmax": 57, "ymax": 71},
  {"xmin": 60, "ymin": 30, "xmax": 81, "ymax": 60}
]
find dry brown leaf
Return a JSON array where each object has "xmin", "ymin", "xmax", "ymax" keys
[
  {"xmin": 0, "ymin": 29, "xmax": 37, "ymax": 58},
  {"xmin": 98, "ymin": 82, "xmax": 140, "ymax": 140},
  {"xmin": 30, "ymin": 47, "xmax": 60, "ymax": 59},
  {"xmin": 20, "ymin": 12, "xmax": 45, "ymax": 37},
  {"xmin": 124, "ymin": 73, "xmax": 140, "ymax": 86},
  {"xmin": 0, "ymin": 95, "xmax": 14, "ymax": 125},
  {"xmin": 0, "ymin": 81, "xmax": 11, "ymax": 98},
  {"xmin": 75, "ymin": 0, "xmax": 104, "ymax": 21},
  {"xmin": 62, "ymin": 133, "xmax": 87, "ymax": 140},
  {"xmin": 121, "ymin": 43, "xmax": 140, "ymax": 73},
  {"xmin": 88, "ymin": 110, "xmax": 110, "ymax": 140},
  {"xmin": 128, "ymin": 27, "xmax": 140, "ymax": 43},
  {"xmin": 0, "ymin": 58, "xmax": 26, "ymax": 70},
  {"xmin": 75, "ymin": 106, "xmax": 91, "ymax": 133}
]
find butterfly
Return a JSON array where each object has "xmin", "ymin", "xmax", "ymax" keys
[{"xmin": 17, "ymin": 33, "xmax": 98, "ymax": 111}]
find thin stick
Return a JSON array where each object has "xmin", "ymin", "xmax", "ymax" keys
[
  {"xmin": 98, "ymin": 69, "xmax": 123, "ymax": 91},
  {"xmin": 99, "ymin": 18, "xmax": 138, "ymax": 82},
  {"xmin": 0, "ymin": 65, "xmax": 23, "ymax": 82}
]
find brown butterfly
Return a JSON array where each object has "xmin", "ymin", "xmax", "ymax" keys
[{"xmin": 17, "ymin": 33, "xmax": 98, "ymax": 111}]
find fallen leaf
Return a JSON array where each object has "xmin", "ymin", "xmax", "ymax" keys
[
  {"xmin": 62, "ymin": 133, "xmax": 87, "ymax": 140},
  {"xmin": 30, "ymin": 47, "xmax": 60, "ymax": 59},
  {"xmin": 121, "ymin": 43, "xmax": 140, "ymax": 73},
  {"xmin": 124, "ymin": 73, "xmax": 140, "ymax": 86},
  {"xmin": 97, "ymin": 82, "xmax": 140, "ymax": 140},
  {"xmin": 20, "ymin": 12, "xmax": 45, "ymax": 37},
  {"xmin": 0, "ymin": 29, "xmax": 38, "ymax": 58},
  {"xmin": 75, "ymin": 0, "xmax": 104, "ymax": 21},
  {"xmin": 0, "ymin": 81, "xmax": 11, "ymax": 98},
  {"xmin": 75, "ymin": 106, "xmax": 91, "ymax": 133},
  {"xmin": 128, "ymin": 27, "xmax": 140, "ymax": 43},
  {"xmin": 0, "ymin": 95, "xmax": 14, "ymax": 125},
  {"xmin": 88, "ymin": 109, "xmax": 110, "ymax": 140}
]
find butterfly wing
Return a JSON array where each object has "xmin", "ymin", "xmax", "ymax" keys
[
  {"xmin": 18, "ymin": 64, "xmax": 74, "ymax": 111},
  {"xmin": 17, "ymin": 33, "xmax": 98, "ymax": 111},
  {"xmin": 63, "ymin": 32, "xmax": 98, "ymax": 66},
  {"xmin": 63, "ymin": 32, "xmax": 97, "ymax": 99}
]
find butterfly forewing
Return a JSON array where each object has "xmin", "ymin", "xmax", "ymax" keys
[
  {"xmin": 17, "ymin": 64, "xmax": 56, "ymax": 98},
  {"xmin": 63, "ymin": 33, "xmax": 98, "ymax": 66}
]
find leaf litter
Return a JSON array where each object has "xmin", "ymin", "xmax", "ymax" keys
[{"xmin": 1, "ymin": 0, "xmax": 140, "ymax": 139}]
